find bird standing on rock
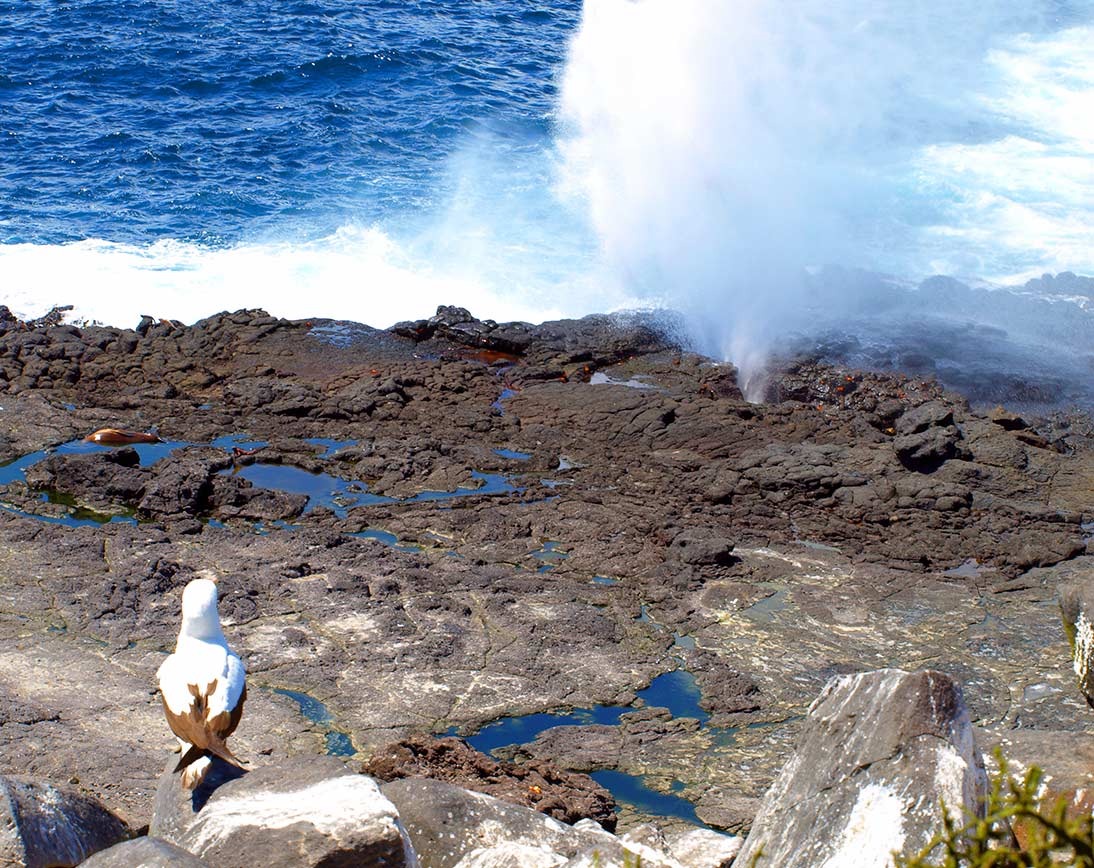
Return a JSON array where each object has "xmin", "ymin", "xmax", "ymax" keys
[{"xmin": 157, "ymin": 577, "xmax": 247, "ymax": 789}]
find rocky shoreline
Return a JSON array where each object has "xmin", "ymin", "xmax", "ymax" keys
[{"xmin": 0, "ymin": 304, "xmax": 1091, "ymax": 863}]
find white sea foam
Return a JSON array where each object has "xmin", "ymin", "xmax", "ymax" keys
[
  {"xmin": 919, "ymin": 25, "xmax": 1094, "ymax": 281},
  {"xmin": 0, "ymin": 223, "xmax": 642, "ymax": 330}
]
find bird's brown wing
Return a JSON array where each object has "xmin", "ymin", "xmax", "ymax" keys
[{"xmin": 162, "ymin": 679, "xmax": 246, "ymax": 772}]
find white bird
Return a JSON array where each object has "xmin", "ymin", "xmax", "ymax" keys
[{"xmin": 157, "ymin": 578, "xmax": 247, "ymax": 789}]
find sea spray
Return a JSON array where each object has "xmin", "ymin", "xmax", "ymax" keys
[{"xmin": 557, "ymin": 0, "xmax": 1094, "ymax": 393}]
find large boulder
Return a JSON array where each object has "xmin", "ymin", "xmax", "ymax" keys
[
  {"xmin": 80, "ymin": 836, "xmax": 209, "ymax": 867},
  {"xmin": 0, "ymin": 775, "xmax": 130, "ymax": 867},
  {"xmin": 893, "ymin": 400, "xmax": 965, "ymax": 471},
  {"xmin": 665, "ymin": 828, "xmax": 742, "ymax": 868},
  {"xmin": 1059, "ymin": 574, "xmax": 1094, "ymax": 706},
  {"xmin": 383, "ymin": 777, "xmax": 679, "ymax": 868},
  {"xmin": 735, "ymin": 669, "xmax": 987, "ymax": 868},
  {"xmin": 150, "ymin": 756, "xmax": 414, "ymax": 868}
]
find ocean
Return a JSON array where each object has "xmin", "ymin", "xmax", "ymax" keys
[{"xmin": 2, "ymin": 0, "xmax": 1092, "ymax": 391}]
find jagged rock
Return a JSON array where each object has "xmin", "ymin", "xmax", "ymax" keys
[
  {"xmin": 80, "ymin": 836, "xmax": 209, "ymax": 867},
  {"xmin": 895, "ymin": 401, "xmax": 954, "ymax": 435},
  {"xmin": 0, "ymin": 775, "xmax": 130, "ymax": 867},
  {"xmin": 988, "ymin": 406, "xmax": 1029, "ymax": 431},
  {"xmin": 24, "ymin": 448, "xmax": 148, "ymax": 510},
  {"xmin": 136, "ymin": 447, "xmax": 232, "ymax": 517},
  {"xmin": 668, "ymin": 529, "xmax": 735, "ymax": 567},
  {"xmin": 1059, "ymin": 574, "xmax": 1094, "ymax": 707},
  {"xmin": 735, "ymin": 669, "xmax": 987, "ymax": 868},
  {"xmin": 150, "ymin": 756, "xmax": 413, "ymax": 868},
  {"xmin": 894, "ymin": 426, "xmax": 961, "ymax": 470},
  {"xmin": 383, "ymin": 778, "xmax": 677, "ymax": 868},
  {"xmin": 892, "ymin": 400, "xmax": 965, "ymax": 471},
  {"xmin": 363, "ymin": 735, "xmax": 617, "ymax": 831}
]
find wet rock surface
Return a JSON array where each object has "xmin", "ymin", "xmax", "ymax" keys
[{"xmin": 0, "ymin": 306, "xmax": 1091, "ymax": 845}]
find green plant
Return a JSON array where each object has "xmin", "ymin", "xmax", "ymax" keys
[{"xmin": 899, "ymin": 751, "xmax": 1094, "ymax": 867}]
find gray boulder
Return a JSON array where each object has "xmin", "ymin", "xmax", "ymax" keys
[
  {"xmin": 150, "ymin": 755, "xmax": 414, "ymax": 868},
  {"xmin": 0, "ymin": 775, "xmax": 130, "ymax": 867},
  {"xmin": 665, "ymin": 829, "xmax": 742, "ymax": 868},
  {"xmin": 1059, "ymin": 574, "xmax": 1094, "ymax": 706},
  {"xmin": 383, "ymin": 778, "xmax": 679, "ymax": 868},
  {"xmin": 80, "ymin": 836, "xmax": 209, "ymax": 867},
  {"xmin": 735, "ymin": 669, "xmax": 987, "ymax": 868}
]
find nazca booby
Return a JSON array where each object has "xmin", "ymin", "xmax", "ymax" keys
[{"xmin": 157, "ymin": 578, "xmax": 246, "ymax": 789}]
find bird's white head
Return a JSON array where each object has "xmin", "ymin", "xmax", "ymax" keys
[{"xmin": 179, "ymin": 578, "xmax": 225, "ymax": 642}]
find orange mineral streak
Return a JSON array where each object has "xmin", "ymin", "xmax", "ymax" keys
[{"xmin": 85, "ymin": 428, "xmax": 162, "ymax": 446}]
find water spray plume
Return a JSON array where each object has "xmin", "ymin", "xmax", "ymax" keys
[{"xmin": 558, "ymin": 0, "xmax": 1092, "ymax": 395}]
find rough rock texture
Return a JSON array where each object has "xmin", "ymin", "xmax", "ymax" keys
[
  {"xmin": 151, "ymin": 756, "xmax": 412, "ymax": 868},
  {"xmin": 383, "ymin": 777, "xmax": 678, "ymax": 868},
  {"xmin": 80, "ymin": 836, "xmax": 210, "ymax": 867},
  {"xmin": 735, "ymin": 669, "xmax": 987, "ymax": 868},
  {"xmin": 364, "ymin": 735, "xmax": 617, "ymax": 831},
  {"xmin": 1059, "ymin": 572, "xmax": 1094, "ymax": 707},
  {"xmin": 0, "ymin": 775, "xmax": 130, "ymax": 867},
  {"xmin": 0, "ymin": 306, "xmax": 1091, "ymax": 838}
]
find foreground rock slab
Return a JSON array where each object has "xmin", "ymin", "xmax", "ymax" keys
[
  {"xmin": 151, "ymin": 756, "xmax": 413, "ymax": 868},
  {"xmin": 81, "ymin": 836, "xmax": 209, "ymax": 867},
  {"xmin": 735, "ymin": 668, "xmax": 987, "ymax": 868},
  {"xmin": 384, "ymin": 777, "xmax": 694, "ymax": 868},
  {"xmin": 0, "ymin": 775, "xmax": 130, "ymax": 868}
]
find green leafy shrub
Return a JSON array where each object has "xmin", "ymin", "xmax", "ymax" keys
[{"xmin": 899, "ymin": 751, "xmax": 1094, "ymax": 867}]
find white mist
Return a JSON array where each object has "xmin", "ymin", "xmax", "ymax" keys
[{"xmin": 557, "ymin": 0, "xmax": 1093, "ymax": 394}]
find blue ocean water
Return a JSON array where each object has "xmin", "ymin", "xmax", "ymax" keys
[
  {"xmin": 1, "ymin": 0, "xmax": 578, "ymax": 245},
  {"xmin": 1, "ymin": 0, "xmax": 1092, "ymax": 385}
]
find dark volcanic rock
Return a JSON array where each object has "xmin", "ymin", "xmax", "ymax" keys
[
  {"xmin": 137, "ymin": 447, "xmax": 232, "ymax": 517},
  {"xmin": 735, "ymin": 669, "xmax": 987, "ymax": 868},
  {"xmin": 363, "ymin": 734, "xmax": 617, "ymax": 831},
  {"xmin": 19, "ymin": 443, "xmax": 307, "ymax": 522},
  {"xmin": 0, "ymin": 305, "xmax": 1091, "ymax": 837},
  {"xmin": 895, "ymin": 400, "xmax": 954, "ymax": 435},
  {"xmin": 151, "ymin": 756, "xmax": 411, "ymax": 868},
  {"xmin": 0, "ymin": 775, "xmax": 131, "ymax": 867},
  {"xmin": 24, "ymin": 448, "xmax": 148, "ymax": 510},
  {"xmin": 894, "ymin": 425, "xmax": 961, "ymax": 470},
  {"xmin": 689, "ymin": 652, "xmax": 762, "ymax": 718},
  {"xmin": 668, "ymin": 529, "xmax": 736, "ymax": 567},
  {"xmin": 893, "ymin": 399, "xmax": 965, "ymax": 471}
]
